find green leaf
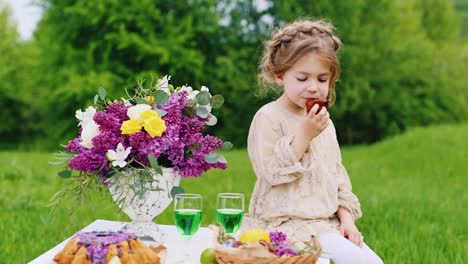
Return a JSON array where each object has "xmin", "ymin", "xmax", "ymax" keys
[
  {"xmin": 58, "ymin": 170, "xmax": 71, "ymax": 178},
  {"xmin": 168, "ymin": 84, "xmax": 175, "ymax": 93},
  {"xmin": 93, "ymin": 94, "xmax": 99, "ymax": 104},
  {"xmin": 98, "ymin": 87, "xmax": 106, "ymax": 100},
  {"xmin": 155, "ymin": 109, "xmax": 167, "ymax": 117},
  {"xmin": 147, "ymin": 154, "xmax": 160, "ymax": 170},
  {"xmin": 206, "ymin": 114, "xmax": 217, "ymax": 126},
  {"xmin": 155, "ymin": 167, "xmax": 163, "ymax": 175},
  {"xmin": 196, "ymin": 91, "xmax": 210, "ymax": 105},
  {"xmin": 135, "ymin": 98, "xmax": 150, "ymax": 105},
  {"xmin": 196, "ymin": 106, "xmax": 209, "ymax": 118},
  {"xmin": 217, "ymin": 154, "xmax": 227, "ymax": 164},
  {"xmin": 204, "ymin": 153, "xmax": 220, "ymax": 164},
  {"xmin": 170, "ymin": 186, "xmax": 185, "ymax": 198},
  {"xmin": 48, "ymin": 161, "xmax": 66, "ymax": 165},
  {"xmin": 221, "ymin": 141, "xmax": 233, "ymax": 151},
  {"xmin": 154, "ymin": 90, "xmax": 169, "ymax": 105},
  {"xmin": 211, "ymin": 95, "xmax": 224, "ymax": 109}
]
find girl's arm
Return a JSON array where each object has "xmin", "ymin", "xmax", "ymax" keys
[
  {"xmin": 248, "ymin": 112, "xmax": 309, "ymax": 186},
  {"xmin": 337, "ymin": 206, "xmax": 363, "ymax": 247},
  {"xmin": 336, "ymin": 163, "xmax": 362, "ymax": 220},
  {"xmin": 337, "ymin": 206, "xmax": 354, "ymax": 223},
  {"xmin": 328, "ymin": 121, "xmax": 362, "ymax": 220}
]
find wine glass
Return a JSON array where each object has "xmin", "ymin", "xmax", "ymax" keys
[
  {"xmin": 173, "ymin": 193, "xmax": 203, "ymax": 263},
  {"xmin": 216, "ymin": 193, "xmax": 244, "ymax": 236}
]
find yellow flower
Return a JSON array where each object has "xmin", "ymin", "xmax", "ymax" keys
[
  {"xmin": 140, "ymin": 109, "xmax": 158, "ymax": 120},
  {"xmin": 120, "ymin": 109, "xmax": 166, "ymax": 138},
  {"xmin": 141, "ymin": 110, "xmax": 166, "ymax": 137},
  {"xmin": 121, "ymin": 119, "xmax": 143, "ymax": 135},
  {"xmin": 145, "ymin": 96, "xmax": 155, "ymax": 105}
]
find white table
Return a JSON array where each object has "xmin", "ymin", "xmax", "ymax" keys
[{"xmin": 29, "ymin": 219, "xmax": 330, "ymax": 264}]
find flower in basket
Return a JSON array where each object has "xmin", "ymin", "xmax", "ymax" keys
[{"xmin": 51, "ymin": 75, "xmax": 232, "ymax": 205}]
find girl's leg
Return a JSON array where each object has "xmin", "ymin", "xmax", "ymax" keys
[{"xmin": 318, "ymin": 233, "xmax": 383, "ymax": 264}]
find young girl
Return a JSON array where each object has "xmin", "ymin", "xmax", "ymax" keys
[{"xmin": 243, "ymin": 19, "xmax": 383, "ymax": 264}]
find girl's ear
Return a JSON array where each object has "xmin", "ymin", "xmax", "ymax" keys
[{"xmin": 275, "ymin": 74, "xmax": 284, "ymax": 86}]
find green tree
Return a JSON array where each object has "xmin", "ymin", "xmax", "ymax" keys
[
  {"xmin": 34, "ymin": 0, "xmax": 271, "ymax": 148},
  {"xmin": 34, "ymin": 0, "xmax": 225, "ymax": 147},
  {"xmin": 203, "ymin": 0, "xmax": 271, "ymax": 144},
  {"xmin": 0, "ymin": 3, "xmax": 41, "ymax": 148}
]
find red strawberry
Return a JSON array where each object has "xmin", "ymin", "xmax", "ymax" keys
[{"xmin": 306, "ymin": 98, "xmax": 330, "ymax": 114}]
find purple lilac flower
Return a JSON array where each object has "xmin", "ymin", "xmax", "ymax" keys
[
  {"xmin": 160, "ymin": 91, "xmax": 188, "ymax": 119},
  {"xmin": 93, "ymin": 111, "xmax": 122, "ymax": 133},
  {"xmin": 276, "ymin": 244, "xmax": 298, "ymax": 257},
  {"xmin": 66, "ymin": 137, "xmax": 86, "ymax": 153},
  {"xmin": 68, "ymin": 150, "xmax": 107, "ymax": 174},
  {"xmin": 91, "ymin": 131, "xmax": 124, "ymax": 154},
  {"xmin": 128, "ymin": 132, "xmax": 162, "ymax": 164},
  {"xmin": 270, "ymin": 231, "xmax": 287, "ymax": 244},
  {"xmin": 174, "ymin": 134, "xmax": 226, "ymax": 177},
  {"xmin": 105, "ymin": 101, "xmax": 130, "ymax": 122}
]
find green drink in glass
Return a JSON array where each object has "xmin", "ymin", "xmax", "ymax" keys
[
  {"xmin": 216, "ymin": 193, "xmax": 245, "ymax": 235},
  {"xmin": 216, "ymin": 208, "xmax": 244, "ymax": 234},
  {"xmin": 174, "ymin": 209, "xmax": 203, "ymax": 238},
  {"xmin": 173, "ymin": 193, "xmax": 203, "ymax": 263}
]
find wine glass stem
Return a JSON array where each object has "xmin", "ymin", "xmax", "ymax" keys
[{"xmin": 183, "ymin": 238, "xmax": 191, "ymax": 262}]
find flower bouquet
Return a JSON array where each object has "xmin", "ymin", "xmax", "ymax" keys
[
  {"xmin": 51, "ymin": 75, "xmax": 231, "ymax": 207},
  {"xmin": 208, "ymin": 225, "xmax": 322, "ymax": 264}
]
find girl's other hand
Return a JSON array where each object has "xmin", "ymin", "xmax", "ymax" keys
[
  {"xmin": 338, "ymin": 221, "xmax": 363, "ymax": 248},
  {"xmin": 302, "ymin": 104, "xmax": 329, "ymax": 140}
]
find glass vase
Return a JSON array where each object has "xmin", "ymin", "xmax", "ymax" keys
[{"xmin": 109, "ymin": 167, "xmax": 181, "ymax": 242}]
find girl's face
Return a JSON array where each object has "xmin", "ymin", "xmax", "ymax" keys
[{"xmin": 275, "ymin": 52, "xmax": 330, "ymax": 114}]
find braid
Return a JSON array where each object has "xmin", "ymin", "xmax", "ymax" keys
[{"xmin": 273, "ymin": 20, "xmax": 341, "ymax": 51}]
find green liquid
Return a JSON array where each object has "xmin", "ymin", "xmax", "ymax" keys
[
  {"xmin": 174, "ymin": 209, "xmax": 203, "ymax": 238},
  {"xmin": 216, "ymin": 208, "xmax": 244, "ymax": 234}
]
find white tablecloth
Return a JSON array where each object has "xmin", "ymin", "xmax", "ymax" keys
[{"xmin": 29, "ymin": 219, "xmax": 330, "ymax": 264}]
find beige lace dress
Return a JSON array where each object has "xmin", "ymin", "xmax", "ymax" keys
[{"xmin": 241, "ymin": 100, "xmax": 362, "ymax": 242}]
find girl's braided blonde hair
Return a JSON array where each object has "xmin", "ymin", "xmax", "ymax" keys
[{"xmin": 259, "ymin": 19, "xmax": 342, "ymax": 104}]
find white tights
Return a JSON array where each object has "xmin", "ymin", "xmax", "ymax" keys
[{"xmin": 318, "ymin": 233, "xmax": 384, "ymax": 264}]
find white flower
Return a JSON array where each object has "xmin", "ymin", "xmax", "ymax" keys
[
  {"xmin": 181, "ymin": 85, "xmax": 200, "ymax": 100},
  {"xmin": 191, "ymin": 90, "xmax": 200, "ymax": 99},
  {"xmin": 157, "ymin": 75, "xmax": 171, "ymax": 94},
  {"xmin": 127, "ymin": 104, "xmax": 152, "ymax": 120},
  {"xmin": 107, "ymin": 143, "xmax": 132, "ymax": 168},
  {"xmin": 180, "ymin": 85, "xmax": 193, "ymax": 93},
  {"xmin": 201, "ymin": 85, "xmax": 211, "ymax": 94},
  {"xmin": 79, "ymin": 121, "xmax": 100, "ymax": 149},
  {"xmin": 121, "ymin": 98, "xmax": 132, "ymax": 106},
  {"xmin": 75, "ymin": 106, "xmax": 96, "ymax": 127}
]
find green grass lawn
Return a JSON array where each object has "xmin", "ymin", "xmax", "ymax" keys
[{"xmin": 0, "ymin": 123, "xmax": 466, "ymax": 263}]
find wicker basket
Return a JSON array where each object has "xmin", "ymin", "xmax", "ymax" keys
[
  {"xmin": 216, "ymin": 250, "xmax": 319, "ymax": 264},
  {"xmin": 209, "ymin": 225, "xmax": 322, "ymax": 264}
]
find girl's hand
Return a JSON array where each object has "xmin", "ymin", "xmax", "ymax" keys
[
  {"xmin": 301, "ymin": 104, "xmax": 329, "ymax": 141},
  {"xmin": 290, "ymin": 104, "xmax": 330, "ymax": 160},
  {"xmin": 338, "ymin": 220, "xmax": 363, "ymax": 248}
]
